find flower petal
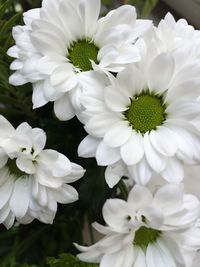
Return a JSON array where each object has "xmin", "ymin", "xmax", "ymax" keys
[
  {"xmin": 148, "ymin": 53, "xmax": 174, "ymax": 93},
  {"xmin": 78, "ymin": 135, "xmax": 100, "ymax": 158},
  {"xmin": 105, "ymin": 161, "xmax": 125, "ymax": 188},
  {"xmin": 9, "ymin": 177, "xmax": 30, "ymax": 218},
  {"xmin": 104, "ymin": 121, "xmax": 132, "ymax": 148},
  {"xmin": 104, "ymin": 85, "xmax": 130, "ymax": 112},
  {"xmin": 54, "ymin": 94, "xmax": 75, "ymax": 121},
  {"xmin": 96, "ymin": 141, "xmax": 120, "ymax": 166},
  {"xmin": 121, "ymin": 131, "xmax": 144, "ymax": 165},
  {"xmin": 144, "ymin": 133, "xmax": 167, "ymax": 172}
]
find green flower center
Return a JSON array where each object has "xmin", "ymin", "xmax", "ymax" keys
[
  {"xmin": 125, "ymin": 92, "xmax": 166, "ymax": 134},
  {"xmin": 68, "ymin": 40, "xmax": 99, "ymax": 71},
  {"xmin": 133, "ymin": 226, "xmax": 161, "ymax": 248},
  {"xmin": 7, "ymin": 159, "xmax": 25, "ymax": 178}
]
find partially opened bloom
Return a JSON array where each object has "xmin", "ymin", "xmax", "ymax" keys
[
  {"xmin": 78, "ymin": 48, "xmax": 200, "ymax": 187},
  {"xmin": 8, "ymin": 0, "xmax": 151, "ymax": 120},
  {"xmin": 75, "ymin": 184, "xmax": 200, "ymax": 267},
  {"xmin": 0, "ymin": 116, "xmax": 85, "ymax": 228},
  {"xmin": 154, "ymin": 13, "xmax": 200, "ymax": 57}
]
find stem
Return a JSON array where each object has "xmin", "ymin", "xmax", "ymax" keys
[
  {"xmin": 87, "ymin": 214, "xmax": 94, "ymax": 244},
  {"xmin": 118, "ymin": 180, "xmax": 129, "ymax": 200}
]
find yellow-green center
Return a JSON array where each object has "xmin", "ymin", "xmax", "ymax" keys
[
  {"xmin": 68, "ymin": 40, "xmax": 99, "ymax": 71},
  {"xmin": 125, "ymin": 93, "xmax": 166, "ymax": 134},
  {"xmin": 7, "ymin": 159, "xmax": 25, "ymax": 178},
  {"xmin": 133, "ymin": 226, "xmax": 161, "ymax": 248}
]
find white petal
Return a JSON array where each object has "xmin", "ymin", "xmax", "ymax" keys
[
  {"xmin": 43, "ymin": 78, "xmax": 63, "ymax": 101},
  {"xmin": 32, "ymin": 81, "xmax": 48, "ymax": 109},
  {"xmin": 148, "ymin": 53, "xmax": 174, "ymax": 93},
  {"xmin": 53, "ymin": 153, "xmax": 72, "ymax": 177},
  {"xmin": 146, "ymin": 243, "xmax": 172, "ymax": 267},
  {"xmin": 0, "ymin": 115, "xmax": 15, "ymax": 139},
  {"xmin": 117, "ymin": 64, "xmax": 145, "ymax": 98},
  {"xmin": 31, "ymin": 31, "xmax": 66, "ymax": 55},
  {"xmin": 46, "ymin": 190, "xmax": 57, "ymax": 212},
  {"xmin": 39, "ymin": 150, "xmax": 71, "ymax": 178},
  {"xmin": 144, "ymin": 133, "xmax": 167, "ymax": 172},
  {"xmin": 128, "ymin": 157, "xmax": 153, "ymax": 185},
  {"xmin": 54, "ymin": 184, "xmax": 78, "ymax": 203},
  {"xmin": 0, "ymin": 153, "xmax": 8, "ymax": 169},
  {"xmin": 16, "ymin": 158, "xmax": 35, "ymax": 174},
  {"xmin": 76, "ymin": 245, "xmax": 101, "ymax": 263},
  {"xmin": 78, "ymin": 0, "xmax": 100, "ymax": 37},
  {"xmin": 36, "ymin": 170, "xmax": 63, "ymax": 188},
  {"xmin": 133, "ymin": 248, "xmax": 147, "ymax": 267},
  {"xmin": 78, "ymin": 135, "xmax": 100, "ymax": 158},
  {"xmin": 54, "ymin": 94, "xmax": 75, "ymax": 121},
  {"xmin": 103, "ymin": 198, "xmax": 129, "ymax": 232},
  {"xmin": 104, "ymin": 121, "xmax": 132, "ymax": 148},
  {"xmin": 10, "ymin": 60, "xmax": 23, "ymax": 70},
  {"xmin": 17, "ymin": 214, "xmax": 34, "ymax": 224},
  {"xmin": 95, "ymin": 5, "xmax": 136, "ymax": 44},
  {"xmin": 121, "ymin": 131, "xmax": 144, "ymax": 165},
  {"xmin": 105, "ymin": 161, "xmax": 125, "ymax": 188},
  {"xmin": 96, "ymin": 141, "xmax": 120, "ymax": 166},
  {"xmin": 35, "ymin": 184, "xmax": 48, "ymax": 206},
  {"xmin": 23, "ymin": 8, "xmax": 40, "ymax": 27},
  {"xmin": 9, "ymin": 72, "xmax": 27, "ymax": 86},
  {"xmin": 58, "ymin": 0, "xmax": 83, "ymax": 41},
  {"xmin": 153, "ymin": 184, "xmax": 183, "ymax": 214},
  {"xmin": 9, "ymin": 177, "xmax": 30, "ymax": 218},
  {"xmin": 85, "ymin": 113, "xmax": 121, "ymax": 138},
  {"xmin": 7, "ymin": 45, "xmax": 19, "ymax": 58},
  {"xmin": 128, "ymin": 185, "xmax": 153, "ymax": 208},
  {"xmin": 3, "ymin": 212, "xmax": 15, "ymax": 229},
  {"xmin": 104, "ymin": 85, "xmax": 130, "ymax": 112},
  {"xmin": 0, "ymin": 177, "xmax": 14, "ymax": 209},
  {"xmin": 50, "ymin": 64, "xmax": 77, "ymax": 93},
  {"xmin": 161, "ymin": 157, "xmax": 184, "ymax": 183},
  {"xmin": 65, "ymin": 163, "xmax": 85, "ymax": 183},
  {"xmin": 0, "ymin": 204, "xmax": 10, "ymax": 224},
  {"xmin": 38, "ymin": 54, "xmax": 68, "ymax": 75},
  {"xmin": 149, "ymin": 127, "xmax": 177, "ymax": 157},
  {"xmin": 31, "ymin": 128, "xmax": 46, "ymax": 155}
]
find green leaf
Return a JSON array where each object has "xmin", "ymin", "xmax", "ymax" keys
[
  {"xmin": 141, "ymin": 0, "xmax": 159, "ymax": 17},
  {"xmin": 127, "ymin": 0, "xmax": 159, "ymax": 17},
  {"xmin": 0, "ymin": 12, "xmax": 22, "ymax": 35},
  {"xmin": 15, "ymin": 265, "xmax": 37, "ymax": 267},
  {"xmin": 47, "ymin": 254, "xmax": 98, "ymax": 267},
  {"xmin": 0, "ymin": 0, "xmax": 13, "ymax": 20}
]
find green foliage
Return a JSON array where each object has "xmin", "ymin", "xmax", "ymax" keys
[
  {"xmin": 128, "ymin": 0, "xmax": 159, "ymax": 17},
  {"xmin": 47, "ymin": 254, "xmax": 98, "ymax": 267},
  {"xmin": 14, "ymin": 264, "xmax": 38, "ymax": 267}
]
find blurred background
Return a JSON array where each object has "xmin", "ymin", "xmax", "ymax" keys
[{"xmin": 0, "ymin": 0, "xmax": 198, "ymax": 266}]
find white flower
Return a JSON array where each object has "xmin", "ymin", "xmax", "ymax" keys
[
  {"xmin": 75, "ymin": 184, "xmax": 200, "ymax": 267},
  {"xmin": 155, "ymin": 13, "xmax": 200, "ymax": 56},
  {"xmin": 0, "ymin": 116, "xmax": 85, "ymax": 229},
  {"xmin": 149, "ymin": 165, "xmax": 200, "ymax": 201},
  {"xmin": 78, "ymin": 48, "xmax": 200, "ymax": 187},
  {"xmin": 7, "ymin": 0, "xmax": 151, "ymax": 120}
]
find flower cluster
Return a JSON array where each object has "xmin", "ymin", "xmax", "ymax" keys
[
  {"xmin": 0, "ymin": 115, "xmax": 84, "ymax": 228},
  {"xmin": 76, "ymin": 184, "xmax": 200, "ymax": 267},
  {"xmin": 7, "ymin": 0, "xmax": 200, "ymax": 266}
]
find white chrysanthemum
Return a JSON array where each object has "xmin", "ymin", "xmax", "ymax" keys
[
  {"xmin": 7, "ymin": 0, "xmax": 151, "ymax": 121},
  {"xmin": 155, "ymin": 13, "xmax": 200, "ymax": 56},
  {"xmin": 78, "ymin": 50, "xmax": 200, "ymax": 187},
  {"xmin": 0, "ymin": 116, "xmax": 85, "ymax": 228},
  {"xmin": 75, "ymin": 184, "xmax": 200, "ymax": 267}
]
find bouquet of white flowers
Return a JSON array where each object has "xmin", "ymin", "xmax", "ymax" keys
[{"xmin": 0, "ymin": 0, "xmax": 200, "ymax": 266}]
